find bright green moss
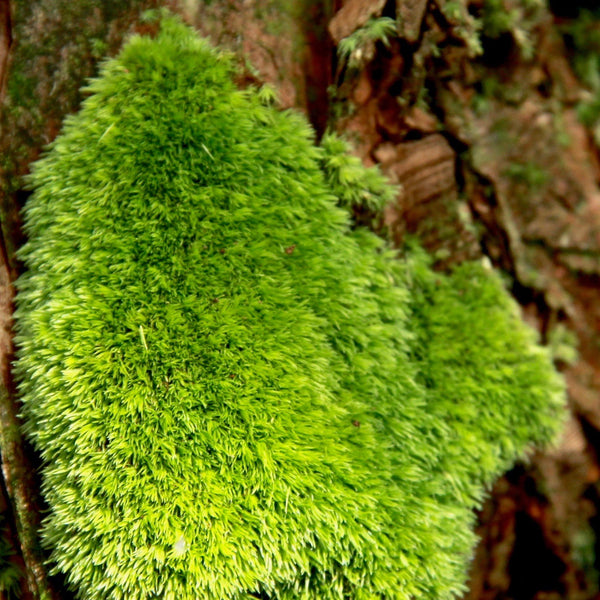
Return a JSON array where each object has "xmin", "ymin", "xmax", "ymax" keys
[
  {"xmin": 404, "ymin": 248, "xmax": 565, "ymax": 507},
  {"xmin": 319, "ymin": 133, "xmax": 397, "ymax": 213},
  {"xmin": 14, "ymin": 16, "xmax": 565, "ymax": 600}
]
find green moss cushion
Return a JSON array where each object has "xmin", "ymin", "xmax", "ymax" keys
[{"xmin": 14, "ymin": 16, "xmax": 565, "ymax": 600}]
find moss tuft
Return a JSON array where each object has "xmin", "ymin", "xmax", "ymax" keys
[{"xmin": 15, "ymin": 16, "xmax": 565, "ymax": 600}]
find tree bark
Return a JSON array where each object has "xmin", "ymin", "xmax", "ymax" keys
[{"xmin": 0, "ymin": 0, "xmax": 11, "ymax": 104}]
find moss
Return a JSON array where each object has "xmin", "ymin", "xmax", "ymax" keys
[
  {"xmin": 504, "ymin": 161, "xmax": 550, "ymax": 188},
  {"xmin": 436, "ymin": 0, "xmax": 547, "ymax": 60},
  {"xmin": 337, "ymin": 17, "xmax": 397, "ymax": 70},
  {"xmin": 405, "ymin": 248, "xmax": 565, "ymax": 502},
  {"xmin": 0, "ymin": 519, "xmax": 22, "ymax": 599},
  {"xmin": 15, "ymin": 16, "xmax": 565, "ymax": 599},
  {"xmin": 547, "ymin": 323, "xmax": 579, "ymax": 365},
  {"xmin": 561, "ymin": 9, "xmax": 600, "ymax": 144},
  {"xmin": 319, "ymin": 133, "xmax": 397, "ymax": 214}
]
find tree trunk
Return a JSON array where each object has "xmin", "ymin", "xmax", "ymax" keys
[{"xmin": 1, "ymin": 0, "xmax": 599, "ymax": 597}]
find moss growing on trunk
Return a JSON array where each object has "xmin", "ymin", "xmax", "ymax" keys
[{"xmin": 14, "ymin": 16, "xmax": 565, "ymax": 600}]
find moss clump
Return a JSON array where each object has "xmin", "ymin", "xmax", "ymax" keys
[
  {"xmin": 15, "ymin": 16, "xmax": 565, "ymax": 600},
  {"xmin": 405, "ymin": 250, "xmax": 565, "ymax": 505}
]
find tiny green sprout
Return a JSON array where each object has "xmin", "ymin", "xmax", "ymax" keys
[
  {"xmin": 319, "ymin": 132, "xmax": 398, "ymax": 213},
  {"xmin": 562, "ymin": 10, "xmax": 600, "ymax": 138},
  {"xmin": 140, "ymin": 8, "xmax": 162, "ymax": 24},
  {"xmin": 548, "ymin": 323, "xmax": 579, "ymax": 366},
  {"xmin": 257, "ymin": 83, "xmax": 279, "ymax": 106},
  {"xmin": 0, "ymin": 517, "xmax": 22, "ymax": 599},
  {"xmin": 338, "ymin": 16, "xmax": 397, "ymax": 69},
  {"xmin": 504, "ymin": 161, "xmax": 549, "ymax": 188}
]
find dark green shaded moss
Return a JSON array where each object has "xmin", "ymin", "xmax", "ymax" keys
[{"xmin": 14, "ymin": 16, "xmax": 565, "ymax": 600}]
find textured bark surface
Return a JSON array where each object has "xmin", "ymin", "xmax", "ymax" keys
[
  {"xmin": 328, "ymin": 0, "xmax": 386, "ymax": 43},
  {"xmin": 396, "ymin": 0, "xmax": 428, "ymax": 42},
  {"xmin": 0, "ymin": 0, "xmax": 12, "ymax": 104},
  {"xmin": 0, "ymin": 0, "xmax": 599, "ymax": 597}
]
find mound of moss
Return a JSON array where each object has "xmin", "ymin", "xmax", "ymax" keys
[{"xmin": 14, "ymin": 16, "xmax": 565, "ymax": 600}]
